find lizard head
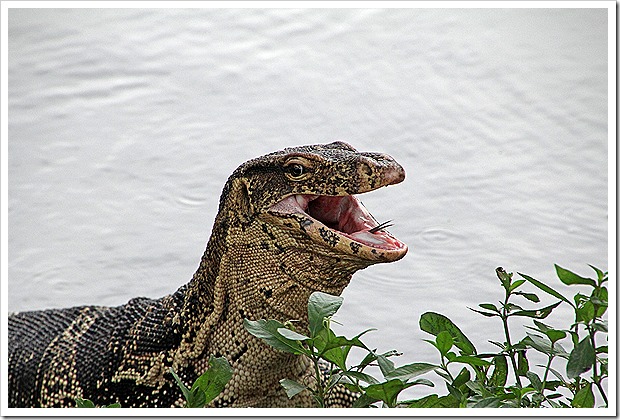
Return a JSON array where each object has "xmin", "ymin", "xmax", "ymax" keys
[{"xmin": 221, "ymin": 141, "xmax": 408, "ymax": 264}]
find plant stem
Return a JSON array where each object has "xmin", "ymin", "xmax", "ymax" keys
[
  {"xmin": 538, "ymin": 353, "xmax": 555, "ymax": 407},
  {"xmin": 588, "ymin": 326, "xmax": 608, "ymax": 407},
  {"xmin": 311, "ymin": 355, "xmax": 325, "ymax": 407},
  {"xmin": 440, "ymin": 355, "xmax": 456, "ymax": 382},
  {"xmin": 501, "ymin": 288, "xmax": 523, "ymax": 389}
]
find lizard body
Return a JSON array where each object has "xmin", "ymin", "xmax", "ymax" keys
[{"xmin": 8, "ymin": 141, "xmax": 407, "ymax": 407}]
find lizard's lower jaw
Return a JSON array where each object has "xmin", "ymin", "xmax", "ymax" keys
[{"xmin": 268, "ymin": 193, "xmax": 408, "ymax": 262}]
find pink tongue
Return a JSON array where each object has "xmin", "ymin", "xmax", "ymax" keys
[
  {"xmin": 272, "ymin": 194, "xmax": 407, "ymax": 251},
  {"xmin": 308, "ymin": 195, "xmax": 379, "ymax": 234}
]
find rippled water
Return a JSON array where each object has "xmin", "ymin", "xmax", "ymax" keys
[{"xmin": 8, "ymin": 7, "xmax": 609, "ymax": 397}]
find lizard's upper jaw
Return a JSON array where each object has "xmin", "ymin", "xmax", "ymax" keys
[{"xmin": 269, "ymin": 194, "xmax": 408, "ymax": 262}]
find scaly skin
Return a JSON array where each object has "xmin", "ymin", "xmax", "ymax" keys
[{"xmin": 8, "ymin": 141, "xmax": 408, "ymax": 407}]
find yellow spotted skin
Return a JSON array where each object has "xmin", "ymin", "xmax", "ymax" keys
[{"xmin": 8, "ymin": 142, "xmax": 406, "ymax": 407}]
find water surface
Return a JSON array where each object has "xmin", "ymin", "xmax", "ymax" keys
[{"xmin": 8, "ymin": 7, "xmax": 608, "ymax": 398}]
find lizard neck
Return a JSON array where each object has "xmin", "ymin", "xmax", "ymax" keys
[
  {"xmin": 176, "ymin": 210, "xmax": 371, "ymax": 370},
  {"xmin": 174, "ymin": 212, "xmax": 376, "ymax": 406}
]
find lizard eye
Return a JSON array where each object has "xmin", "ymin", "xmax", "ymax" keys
[
  {"xmin": 284, "ymin": 159, "xmax": 311, "ymax": 180},
  {"xmin": 290, "ymin": 164, "xmax": 305, "ymax": 177}
]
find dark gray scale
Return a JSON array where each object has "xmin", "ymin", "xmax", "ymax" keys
[{"xmin": 8, "ymin": 307, "xmax": 84, "ymax": 407}]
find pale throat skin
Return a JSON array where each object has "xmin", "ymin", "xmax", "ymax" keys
[{"xmin": 8, "ymin": 141, "xmax": 408, "ymax": 408}]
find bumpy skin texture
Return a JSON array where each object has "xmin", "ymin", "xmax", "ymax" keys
[{"xmin": 8, "ymin": 142, "xmax": 407, "ymax": 408}]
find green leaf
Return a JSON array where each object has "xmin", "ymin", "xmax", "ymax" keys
[
  {"xmin": 446, "ymin": 382, "xmax": 463, "ymax": 402},
  {"xmin": 596, "ymin": 345, "xmax": 608, "ymax": 354},
  {"xmin": 75, "ymin": 398, "xmax": 96, "ymax": 408},
  {"xmin": 419, "ymin": 312, "xmax": 476, "ymax": 355},
  {"xmin": 510, "ymin": 386, "xmax": 537, "ymax": 400},
  {"xmin": 436, "ymin": 331, "xmax": 454, "ymax": 355},
  {"xmin": 243, "ymin": 319, "xmax": 308, "ymax": 355},
  {"xmin": 468, "ymin": 307, "xmax": 499, "ymax": 318},
  {"xmin": 191, "ymin": 356, "xmax": 234, "ymax": 405},
  {"xmin": 566, "ymin": 337, "xmax": 596, "ymax": 379},
  {"xmin": 511, "ymin": 300, "xmax": 562, "ymax": 319},
  {"xmin": 544, "ymin": 329, "xmax": 567, "ymax": 344},
  {"xmin": 321, "ymin": 347, "xmax": 347, "ymax": 370},
  {"xmin": 541, "ymin": 380, "xmax": 562, "ymax": 391},
  {"xmin": 479, "ymin": 303, "xmax": 499, "ymax": 312},
  {"xmin": 490, "ymin": 355, "xmax": 508, "ymax": 387},
  {"xmin": 104, "ymin": 403, "xmax": 121, "ymax": 408},
  {"xmin": 547, "ymin": 366, "xmax": 567, "ymax": 383},
  {"xmin": 517, "ymin": 350, "xmax": 529, "ymax": 377},
  {"xmin": 509, "ymin": 279, "xmax": 526, "ymax": 292},
  {"xmin": 489, "ymin": 340, "xmax": 506, "ymax": 350},
  {"xmin": 465, "ymin": 379, "xmax": 492, "ymax": 397},
  {"xmin": 555, "ymin": 264, "xmax": 596, "ymax": 287},
  {"xmin": 405, "ymin": 394, "xmax": 439, "ymax": 408},
  {"xmin": 568, "ymin": 330, "xmax": 580, "ymax": 346},
  {"xmin": 530, "ymin": 321, "xmax": 567, "ymax": 343},
  {"xmin": 473, "ymin": 397, "xmax": 502, "ymax": 408},
  {"xmin": 452, "ymin": 367, "xmax": 471, "ymax": 388},
  {"xmin": 519, "ymin": 273, "xmax": 574, "ymax": 308},
  {"xmin": 522, "ymin": 333, "xmax": 568, "ymax": 357},
  {"xmin": 409, "ymin": 378, "xmax": 435, "ymax": 387},
  {"xmin": 315, "ymin": 328, "xmax": 370, "ymax": 367},
  {"xmin": 356, "ymin": 350, "xmax": 379, "ymax": 371},
  {"xmin": 363, "ymin": 379, "xmax": 416, "ymax": 407},
  {"xmin": 588, "ymin": 265, "xmax": 607, "ymax": 284},
  {"xmin": 526, "ymin": 371, "xmax": 542, "ymax": 392},
  {"xmin": 571, "ymin": 382, "xmax": 595, "ymax": 408},
  {"xmin": 504, "ymin": 303, "xmax": 524, "ymax": 312},
  {"xmin": 576, "ymin": 300, "xmax": 596, "ymax": 323},
  {"xmin": 384, "ymin": 362, "xmax": 438, "ymax": 382},
  {"xmin": 514, "ymin": 291, "xmax": 540, "ymax": 303},
  {"xmin": 307, "ymin": 291, "xmax": 343, "ymax": 337},
  {"xmin": 531, "ymin": 320, "xmax": 552, "ymax": 332},
  {"xmin": 352, "ymin": 392, "xmax": 380, "ymax": 408},
  {"xmin": 522, "ymin": 334, "xmax": 550, "ymax": 354},
  {"xmin": 406, "ymin": 394, "xmax": 460, "ymax": 408},
  {"xmin": 186, "ymin": 388, "xmax": 206, "ymax": 408},
  {"xmin": 591, "ymin": 286, "xmax": 608, "ymax": 306},
  {"xmin": 279, "ymin": 378, "xmax": 307, "ymax": 398},
  {"xmin": 276, "ymin": 328, "xmax": 310, "ymax": 341},
  {"xmin": 344, "ymin": 370, "xmax": 380, "ymax": 385},
  {"xmin": 169, "ymin": 368, "xmax": 192, "ymax": 405},
  {"xmin": 450, "ymin": 355, "xmax": 492, "ymax": 367},
  {"xmin": 377, "ymin": 354, "xmax": 396, "ymax": 377},
  {"xmin": 574, "ymin": 292, "xmax": 588, "ymax": 307}
]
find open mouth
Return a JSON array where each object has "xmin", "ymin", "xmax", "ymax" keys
[{"xmin": 269, "ymin": 194, "xmax": 408, "ymax": 260}]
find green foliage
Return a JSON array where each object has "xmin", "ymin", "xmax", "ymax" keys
[
  {"xmin": 245, "ymin": 264, "xmax": 608, "ymax": 408},
  {"xmin": 74, "ymin": 398, "xmax": 120, "ymax": 408},
  {"xmin": 245, "ymin": 291, "xmax": 437, "ymax": 407},
  {"xmin": 74, "ymin": 264, "xmax": 607, "ymax": 409},
  {"xmin": 409, "ymin": 265, "xmax": 608, "ymax": 408},
  {"xmin": 170, "ymin": 356, "xmax": 233, "ymax": 408}
]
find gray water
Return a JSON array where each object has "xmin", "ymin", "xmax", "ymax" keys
[{"xmin": 8, "ymin": 7, "xmax": 609, "ymax": 399}]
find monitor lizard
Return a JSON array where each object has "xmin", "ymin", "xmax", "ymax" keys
[{"xmin": 8, "ymin": 141, "xmax": 408, "ymax": 407}]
